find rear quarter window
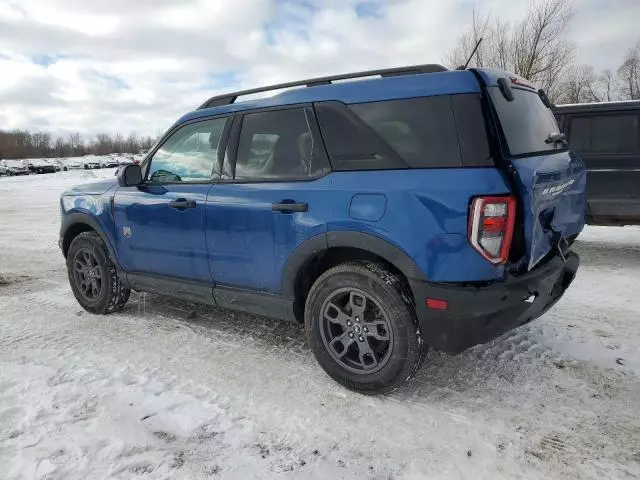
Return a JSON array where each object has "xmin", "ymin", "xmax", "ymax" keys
[{"xmin": 350, "ymin": 96, "xmax": 462, "ymax": 168}]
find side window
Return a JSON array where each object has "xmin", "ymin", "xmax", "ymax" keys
[
  {"xmin": 567, "ymin": 116, "xmax": 591, "ymax": 151},
  {"xmin": 591, "ymin": 115, "xmax": 639, "ymax": 153},
  {"xmin": 234, "ymin": 108, "xmax": 329, "ymax": 181},
  {"xmin": 147, "ymin": 117, "xmax": 228, "ymax": 183},
  {"xmin": 569, "ymin": 114, "xmax": 640, "ymax": 154},
  {"xmin": 350, "ymin": 96, "xmax": 463, "ymax": 168}
]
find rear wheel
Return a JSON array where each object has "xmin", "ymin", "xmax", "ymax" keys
[
  {"xmin": 305, "ymin": 261, "xmax": 427, "ymax": 394},
  {"xmin": 66, "ymin": 232, "xmax": 130, "ymax": 314}
]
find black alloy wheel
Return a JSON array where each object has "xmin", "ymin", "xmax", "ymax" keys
[
  {"xmin": 72, "ymin": 248, "xmax": 103, "ymax": 301},
  {"xmin": 320, "ymin": 288, "xmax": 393, "ymax": 374}
]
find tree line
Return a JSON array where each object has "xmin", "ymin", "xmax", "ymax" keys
[
  {"xmin": 0, "ymin": 130, "xmax": 158, "ymax": 160},
  {"xmin": 447, "ymin": 0, "xmax": 640, "ymax": 104}
]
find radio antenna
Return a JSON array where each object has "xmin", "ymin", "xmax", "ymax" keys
[{"xmin": 458, "ymin": 37, "xmax": 483, "ymax": 70}]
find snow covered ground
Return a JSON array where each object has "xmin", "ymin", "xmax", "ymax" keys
[{"xmin": 1, "ymin": 170, "xmax": 639, "ymax": 480}]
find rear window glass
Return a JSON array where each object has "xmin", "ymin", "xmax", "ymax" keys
[
  {"xmin": 568, "ymin": 114, "xmax": 640, "ymax": 154},
  {"xmin": 350, "ymin": 96, "xmax": 462, "ymax": 168},
  {"xmin": 489, "ymin": 87, "xmax": 562, "ymax": 156}
]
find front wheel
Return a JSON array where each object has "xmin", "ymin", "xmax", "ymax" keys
[
  {"xmin": 305, "ymin": 262, "xmax": 427, "ymax": 395},
  {"xmin": 66, "ymin": 232, "xmax": 130, "ymax": 314}
]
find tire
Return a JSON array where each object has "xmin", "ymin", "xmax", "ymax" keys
[
  {"xmin": 305, "ymin": 261, "xmax": 427, "ymax": 395},
  {"xmin": 66, "ymin": 231, "xmax": 131, "ymax": 314}
]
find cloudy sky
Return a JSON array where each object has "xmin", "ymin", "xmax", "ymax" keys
[{"xmin": 1, "ymin": 0, "xmax": 638, "ymax": 137}]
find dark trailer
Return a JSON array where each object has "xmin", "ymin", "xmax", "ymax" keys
[{"xmin": 554, "ymin": 100, "xmax": 640, "ymax": 226}]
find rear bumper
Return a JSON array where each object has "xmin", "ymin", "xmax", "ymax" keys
[{"xmin": 410, "ymin": 252, "xmax": 579, "ymax": 354}]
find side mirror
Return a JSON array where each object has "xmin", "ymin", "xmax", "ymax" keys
[{"xmin": 117, "ymin": 164, "xmax": 143, "ymax": 187}]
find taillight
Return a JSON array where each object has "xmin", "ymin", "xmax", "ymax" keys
[{"xmin": 468, "ymin": 196, "xmax": 516, "ymax": 264}]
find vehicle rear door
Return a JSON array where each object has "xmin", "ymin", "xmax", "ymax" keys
[
  {"xmin": 488, "ymin": 79, "xmax": 587, "ymax": 270},
  {"xmin": 113, "ymin": 116, "xmax": 230, "ymax": 282},
  {"xmin": 205, "ymin": 106, "xmax": 332, "ymax": 293},
  {"xmin": 565, "ymin": 110, "xmax": 640, "ymax": 223}
]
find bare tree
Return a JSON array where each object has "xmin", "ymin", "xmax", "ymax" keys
[
  {"xmin": 617, "ymin": 41, "xmax": 640, "ymax": 100},
  {"xmin": 447, "ymin": 0, "xmax": 575, "ymax": 100},
  {"xmin": 68, "ymin": 133, "xmax": 84, "ymax": 156},
  {"xmin": 557, "ymin": 64, "xmax": 601, "ymax": 103},
  {"xmin": 446, "ymin": 9, "xmax": 492, "ymax": 68},
  {"xmin": 597, "ymin": 69, "xmax": 616, "ymax": 102}
]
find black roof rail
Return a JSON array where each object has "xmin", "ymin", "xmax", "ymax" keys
[{"xmin": 198, "ymin": 63, "xmax": 449, "ymax": 109}]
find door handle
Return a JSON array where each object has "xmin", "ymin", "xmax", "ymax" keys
[
  {"xmin": 272, "ymin": 201, "xmax": 308, "ymax": 213},
  {"xmin": 168, "ymin": 198, "xmax": 196, "ymax": 210}
]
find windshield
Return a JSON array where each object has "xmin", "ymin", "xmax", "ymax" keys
[{"xmin": 489, "ymin": 86, "xmax": 564, "ymax": 156}]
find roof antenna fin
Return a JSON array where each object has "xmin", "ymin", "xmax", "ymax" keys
[{"xmin": 457, "ymin": 37, "xmax": 483, "ymax": 70}]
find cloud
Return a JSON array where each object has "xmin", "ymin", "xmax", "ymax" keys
[{"xmin": 0, "ymin": 0, "xmax": 637, "ymax": 137}]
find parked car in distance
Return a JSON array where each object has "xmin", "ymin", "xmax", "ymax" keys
[
  {"xmin": 82, "ymin": 156, "xmax": 103, "ymax": 170},
  {"xmin": 101, "ymin": 158, "xmax": 121, "ymax": 168},
  {"xmin": 64, "ymin": 158, "xmax": 84, "ymax": 170},
  {"xmin": 554, "ymin": 100, "xmax": 640, "ymax": 225},
  {"xmin": 59, "ymin": 64, "xmax": 586, "ymax": 394},
  {"xmin": 48, "ymin": 159, "xmax": 68, "ymax": 172},
  {"xmin": 0, "ymin": 160, "xmax": 30, "ymax": 176},
  {"xmin": 22, "ymin": 159, "xmax": 56, "ymax": 174}
]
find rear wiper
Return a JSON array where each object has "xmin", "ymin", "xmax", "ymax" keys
[{"xmin": 545, "ymin": 132, "xmax": 567, "ymax": 146}]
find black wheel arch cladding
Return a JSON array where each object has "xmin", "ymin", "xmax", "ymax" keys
[
  {"xmin": 61, "ymin": 212, "xmax": 121, "ymax": 268},
  {"xmin": 281, "ymin": 230, "xmax": 427, "ymax": 300}
]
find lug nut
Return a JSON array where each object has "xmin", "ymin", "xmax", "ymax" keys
[
  {"xmin": 363, "ymin": 326, "xmax": 369, "ymax": 332},
  {"xmin": 355, "ymin": 317, "xmax": 360, "ymax": 323},
  {"xmin": 358, "ymin": 335, "xmax": 364, "ymax": 342},
  {"xmin": 349, "ymin": 332, "xmax": 354, "ymax": 338},
  {"xmin": 346, "ymin": 320, "xmax": 352, "ymax": 326}
]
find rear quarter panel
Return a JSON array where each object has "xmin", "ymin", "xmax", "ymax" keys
[{"xmin": 327, "ymin": 169, "xmax": 512, "ymax": 282}]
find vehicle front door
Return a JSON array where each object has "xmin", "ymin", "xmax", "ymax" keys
[{"xmin": 113, "ymin": 116, "xmax": 230, "ymax": 282}]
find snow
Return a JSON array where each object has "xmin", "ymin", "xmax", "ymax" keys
[{"xmin": 1, "ymin": 169, "xmax": 639, "ymax": 479}]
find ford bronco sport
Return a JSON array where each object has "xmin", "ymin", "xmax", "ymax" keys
[{"xmin": 60, "ymin": 64, "xmax": 586, "ymax": 394}]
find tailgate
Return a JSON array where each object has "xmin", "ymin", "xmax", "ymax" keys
[
  {"xmin": 512, "ymin": 151, "xmax": 587, "ymax": 269},
  {"xmin": 488, "ymin": 80, "xmax": 587, "ymax": 269}
]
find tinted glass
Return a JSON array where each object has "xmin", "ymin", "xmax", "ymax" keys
[
  {"xmin": 567, "ymin": 117, "xmax": 591, "ymax": 151},
  {"xmin": 489, "ymin": 86, "xmax": 562, "ymax": 156},
  {"xmin": 314, "ymin": 102, "xmax": 407, "ymax": 170},
  {"xmin": 568, "ymin": 114, "xmax": 640, "ymax": 154},
  {"xmin": 350, "ymin": 96, "xmax": 462, "ymax": 168},
  {"xmin": 148, "ymin": 117, "xmax": 228, "ymax": 182},
  {"xmin": 235, "ymin": 108, "xmax": 328, "ymax": 181},
  {"xmin": 451, "ymin": 93, "xmax": 493, "ymax": 167}
]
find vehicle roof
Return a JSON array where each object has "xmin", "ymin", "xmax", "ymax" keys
[
  {"xmin": 553, "ymin": 99, "xmax": 640, "ymax": 114},
  {"xmin": 177, "ymin": 68, "xmax": 512, "ymax": 126}
]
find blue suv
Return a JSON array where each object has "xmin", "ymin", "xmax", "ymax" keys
[{"xmin": 60, "ymin": 64, "xmax": 586, "ymax": 394}]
